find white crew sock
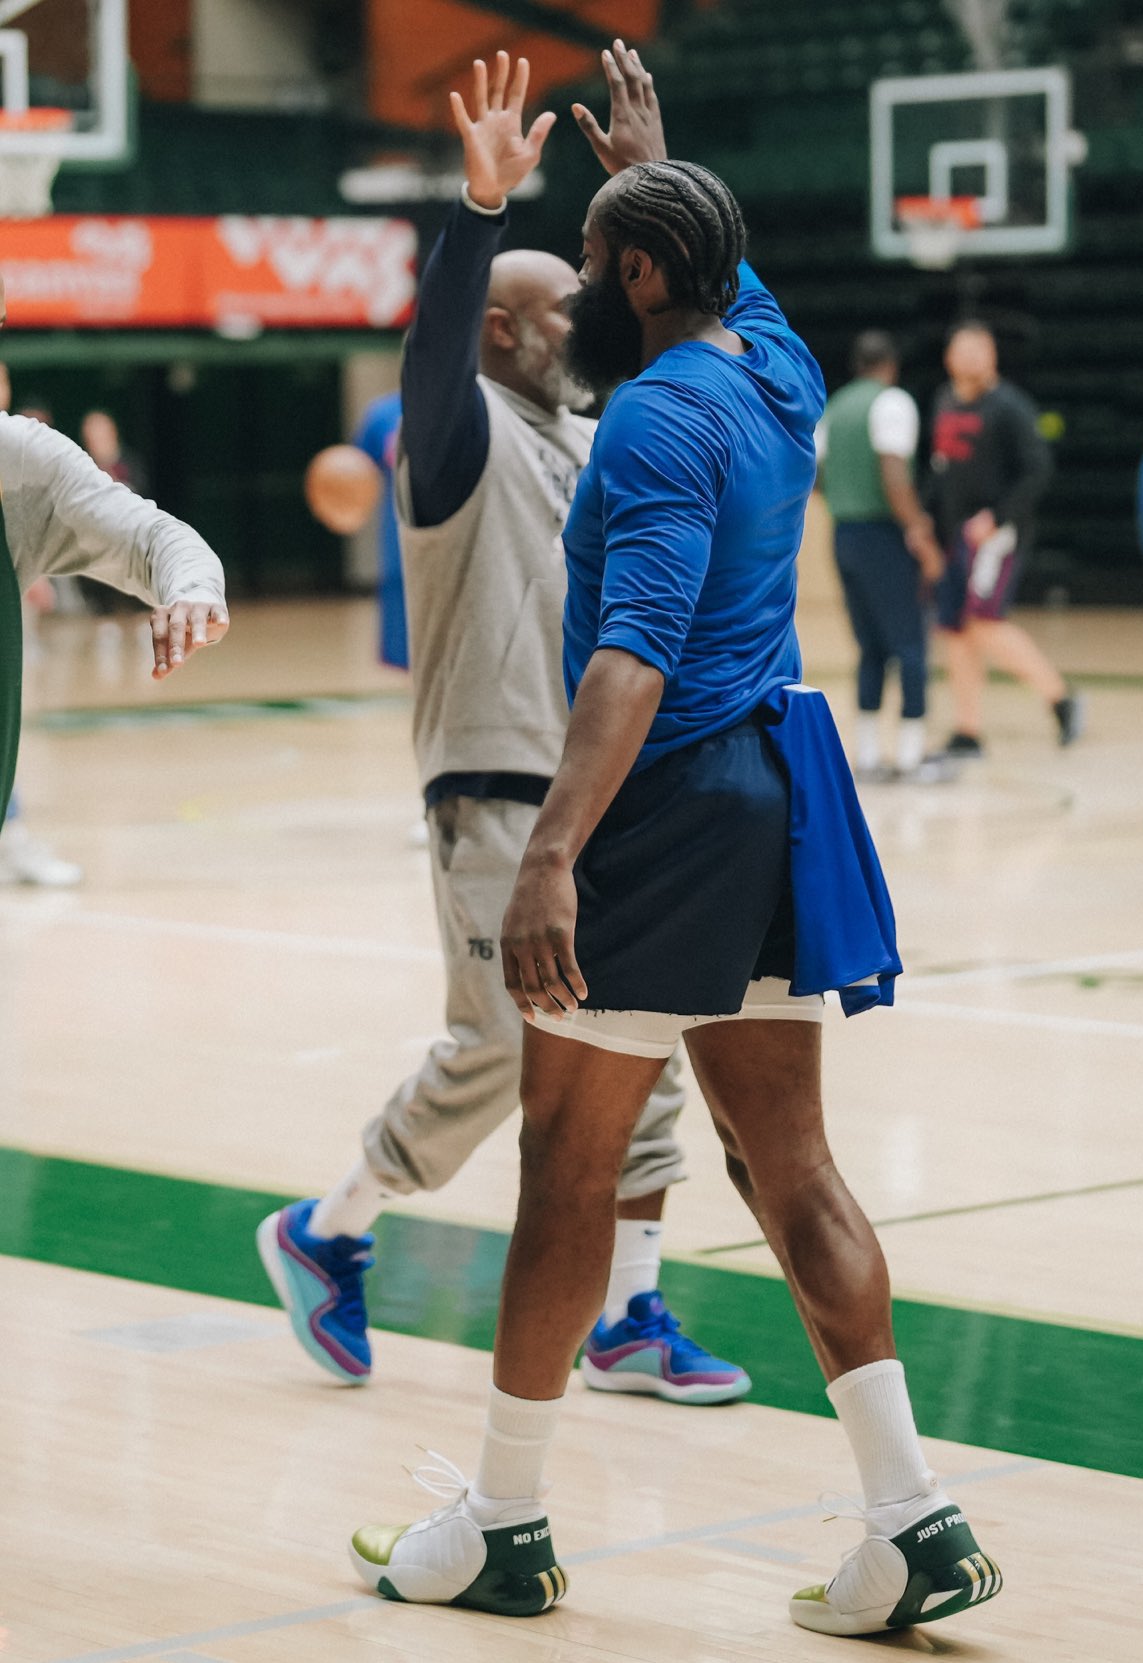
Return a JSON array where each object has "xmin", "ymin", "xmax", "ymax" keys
[
  {"xmin": 855, "ymin": 713, "xmax": 882, "ymax": 772},
  {"xmin": 308, "ymin": 1156, "xmax": 391, "ymax": 1240},
  {"xmin": 896, "ymin": 717, "xmax": 927, "ymax": 773},
  {"xmin": 473, "ymin": 1384, "xmax": 562, "ymax": 1504},
  {"xmin": 603, "ymin": 1218, "xmax": 663, "ymax": 1326},
  {"xmin": 826, "ymin": 1359, "xmax": 938, "ymax": 1512}
]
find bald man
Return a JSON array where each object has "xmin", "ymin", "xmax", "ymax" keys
[{"xmin": 259, "ymin": 50, "xmax": 748, "ymax": 1404}]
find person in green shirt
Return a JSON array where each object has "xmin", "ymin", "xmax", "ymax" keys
[{"xmin": 815, "ymin": 331, "xmax": 947, "ymax": 782}]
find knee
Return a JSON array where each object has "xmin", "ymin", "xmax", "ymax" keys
[{"xmin": 518, "ymin": 1114, "xmax": 623, "ymax": 1205}]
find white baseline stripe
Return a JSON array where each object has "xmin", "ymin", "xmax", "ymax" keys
[
  {"xmin": 913, "ymin": 947, "xmax": 1143, "ymax": 988},
  {"xmin": 54, "ymin": 909, "xmax": 442, "ymax": 966},
  {"xmin": 895, "ymin": 999, "xmax": 1143, "ymax": 1041},
  {"xmin": 13, "ymin": 912, "xmax": 1142, "ymax": 1038}
]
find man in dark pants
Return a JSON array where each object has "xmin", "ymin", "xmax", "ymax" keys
[
  {"xmin": 928, "ymin": 321, "xmax": 1083, "ymax": 753},
  {"xmin": 816, "ymin": 332, "xmax": 948, "ymax": 782}
]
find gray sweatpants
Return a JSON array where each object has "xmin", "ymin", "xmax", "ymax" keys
[{"xmin": 363, "ymin": 795, "xmax": 687, "ymax": 1201}]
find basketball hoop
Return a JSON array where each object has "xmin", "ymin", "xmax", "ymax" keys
[
  {"xmin": 895, "ymin": 195, "xmax": 981, "ymax": 271},
  {"xmin": 0, "ymin": 108, "xmax": 70, "ymax": 218}
]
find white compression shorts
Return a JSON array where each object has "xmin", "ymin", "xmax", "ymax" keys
[{"xmin": 529, "ymin": 976, "xmax": 824, "ymax": 1059}]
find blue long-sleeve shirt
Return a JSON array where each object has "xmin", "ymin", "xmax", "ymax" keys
[
  {"xmin": 561, "ymin": 262, "xmax": 826, "ymax": 769},
  {"xmin": 400, "ymin": 199, "xmax": 507, "ymax": 528}
]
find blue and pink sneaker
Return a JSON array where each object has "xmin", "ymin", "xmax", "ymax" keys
[
  {"xmin": 256, "ymin": 1199, "xmax": 373, "ymax": 1384},
  {"xmin": 581, "ymin": 1290, "xmax": 751, "ymax": 1405}
]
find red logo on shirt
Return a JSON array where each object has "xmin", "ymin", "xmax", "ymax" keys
[{"xmin": 932, "ymin": 410, "xmax": 983, "ymax": 464}]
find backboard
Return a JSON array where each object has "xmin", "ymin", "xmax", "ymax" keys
[
  {"xmin": 0, "ymin": 0, "xmax": 128, "ymax": 161},
  {"xmin": 870, "ymin": 66, "xmax": 1084, "ymax": 263}
]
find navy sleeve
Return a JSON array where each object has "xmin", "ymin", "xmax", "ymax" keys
[
  {"xmin": 995, "ymin": 386, "xmax": 1052, "ymax": 527},
  {"xmin": 593, "ymin": 383, "xmax": 728, "ymax": 677},
  {"xmin": 401, "ymin": 199, "xmax": 507, "ymax": 528}
]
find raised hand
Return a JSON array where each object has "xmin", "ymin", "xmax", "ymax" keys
[
  {"xmin": 449, "ymin": 52, "xmax": 556, "ymax": 210},
  {"xmin": 572, "ymin": 38, "xmax": 667, "ymax": 176}
]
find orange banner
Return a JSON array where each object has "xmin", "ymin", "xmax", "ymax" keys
[{"xmin": 0, "ymin": 215, "xmax": 417, "ymax": 329}]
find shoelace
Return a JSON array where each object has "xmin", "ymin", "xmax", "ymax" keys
[
  {"xmin": 627, "ymin": 1302, "xmax": 720, "ymax": 1368},
  {"xmin": 402, "ymin": 1449, "xmax": 552, "ymax": 1526},
  {"xmin": 816, "ymin": 1492, "xmax": 868, "ymax": 1581},
  {"xmin": 405, "ymin": 1451, "xmax": 470, "ymax": 1526},
  {"xmin": 818, "ymin": 1490, "xmax": 865, "ymax": 1525}
]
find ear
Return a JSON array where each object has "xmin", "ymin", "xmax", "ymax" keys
[
  {"xmin": 484, "ymin": 305, "xmax": 517, "ymax": 352},
  {"xmin": 620, "ymin": 248, "xmax": 654, "ymax": 292}
]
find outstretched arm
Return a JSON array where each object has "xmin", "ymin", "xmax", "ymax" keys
[
  {"xmin": 401, "ymin": 54, "xmax": 555, "ymax": 529},
  {"xmin": 10, "ymin": 418, "xmax": 228, "ymax": 679}
]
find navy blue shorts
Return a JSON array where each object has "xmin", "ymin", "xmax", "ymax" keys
[{"xmin": 572, "ymin": 713, "xmax": 795, "ymax": 1016}]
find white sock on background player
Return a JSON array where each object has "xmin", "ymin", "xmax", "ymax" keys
[
  {"xmin": 896, "ymin": 717, "xmax": 927, "ymax": 773},
  {"xmin": 855, "ymin": 713, "xmax": 881, "ymax": 772},
  {"xmin": 309, "ymin": 1156, "xmax": 391, "ymax": 1239},
  {"xmin": 603, "ymin": 1218, "xmax": 663, "ymax": 1325},
  {"xmin": 827, "ymin": 1359, "xmax": 940, "ymax": 1515}
]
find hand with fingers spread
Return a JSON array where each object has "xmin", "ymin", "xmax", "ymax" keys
[
  {"xmin": 450, "ymin": 51, "xmax": 557, "ymax": 211},
  {"xmin": 500, "ymin": 852, "xmax": 588, "ymax": 1022},
  {"xmin": 150, "ymin": 600, "xmax": 229, "ymax": 680},
  {"xmin": 572, "ymin": 37, "xmax": 667, "ymax": 176}
]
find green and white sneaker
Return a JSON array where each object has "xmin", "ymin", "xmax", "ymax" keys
[
  {"xmin": 790, "ymin": 1492, "xmax": 1002, "ymax": 1636},
  {"xmin": 350, "ymin": 1454, "xmax": 567, "ymax": 1617}
]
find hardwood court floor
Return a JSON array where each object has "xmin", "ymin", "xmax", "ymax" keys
[
  {"xmin": 2, "ymin": 596, "xmax": 1141, "ymax": 1660},
  {"xmin": 3, "ymin": 1257, "xmax": 1138, "ymax": 1663}
]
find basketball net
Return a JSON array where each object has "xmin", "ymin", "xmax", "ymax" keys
[
  {"xmin": 895, "ymin": 195, "xmax": 981, "ymax": 270},
  {"xmin": 0, "ymin": 108, "xmax": 68, "ymax": 217}
]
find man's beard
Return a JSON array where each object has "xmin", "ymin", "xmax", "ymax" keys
[
  {"xmin": 564, "ymin": 264, "xmax": 644, "ymax": 399},
  {"xmin": 515, "ymin": 317, "xmax": 595, "ymax": 413}
]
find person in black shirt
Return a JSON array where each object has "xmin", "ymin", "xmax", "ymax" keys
[{"xmin": 927, "ymin": 322, "xmax": 1083, "ymax": 752}]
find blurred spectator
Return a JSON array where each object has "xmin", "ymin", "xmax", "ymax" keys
[
  {"xmin": 79, "ymin": 411, "xmax": 149, "ymax": 618},
  {"xmin": 815, "ymin": 331, "xmax": 948, "ymax": 783},
  {"xmin": 352, "ymin": 391, "xmax": 408, "ymax": 670},
  {"xmin": 81, "ymin": 409, "xmax": 149, "ymax": 496},
  {"xmin": 15, "ymin": 395, "xmax": 54, "ymax": 425},
  {"xmin": 927, "ymin": 323, "xmax": 1083, "ymax": 752}
]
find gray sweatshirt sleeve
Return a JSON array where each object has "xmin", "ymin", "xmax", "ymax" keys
[{"xmin": 3, "ymin": 414, "xmax": 225, "ymax": 606}]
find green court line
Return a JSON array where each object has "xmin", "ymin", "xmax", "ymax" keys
[
  {"xmin": 31, "ymin": 692, "xmax": 411, "ymax": 733},
  {"xmin": 1, "ymin": 1146, "xmax": 1140, "ymax": 1480},
  {"xmin": 698, "ymin": 1175, "xmax": 1143, "ymax": 1257}
]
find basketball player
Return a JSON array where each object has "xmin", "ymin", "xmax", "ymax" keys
[
  {"xmin": 258, "ymin": 46, "xmax": 749, "ymax": 1406},
  {"xmin": 0, "ymin": 277, "xmax": 229, "ymax": 823},
  {"xmin": 816, "ymin": 331, "xmax": 950, "ymax": 782},
  {"xmin": 929, "ymin": 321, "xmax": 1083, "ymax": 753},
  {"xmin": 347, "ymin": 56, "xmax": 1002, "ymax": 1640}
]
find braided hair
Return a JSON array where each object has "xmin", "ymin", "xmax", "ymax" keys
[{"xmin": 595, "ymin": 160, "xmax": 746, "ymax": 317}]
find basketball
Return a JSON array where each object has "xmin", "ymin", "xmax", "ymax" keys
[{"xmin": 304, "ymin": 444, "xmax": 382, "ymax": 534}]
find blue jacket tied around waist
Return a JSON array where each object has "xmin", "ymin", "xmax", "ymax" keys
[{"xmin": 763, "ymin": 684, "xmax": 902, "ymax": 1014}]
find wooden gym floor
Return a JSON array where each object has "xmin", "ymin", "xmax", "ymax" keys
[{"xmin": 1, "ymin": 588, "xmax": 1141, "ymax": 1661}]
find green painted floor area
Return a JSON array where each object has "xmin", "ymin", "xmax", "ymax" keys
[{"xmin": 2, "ymin": 1145, "xmax": 1140, "ymax": 1480}]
